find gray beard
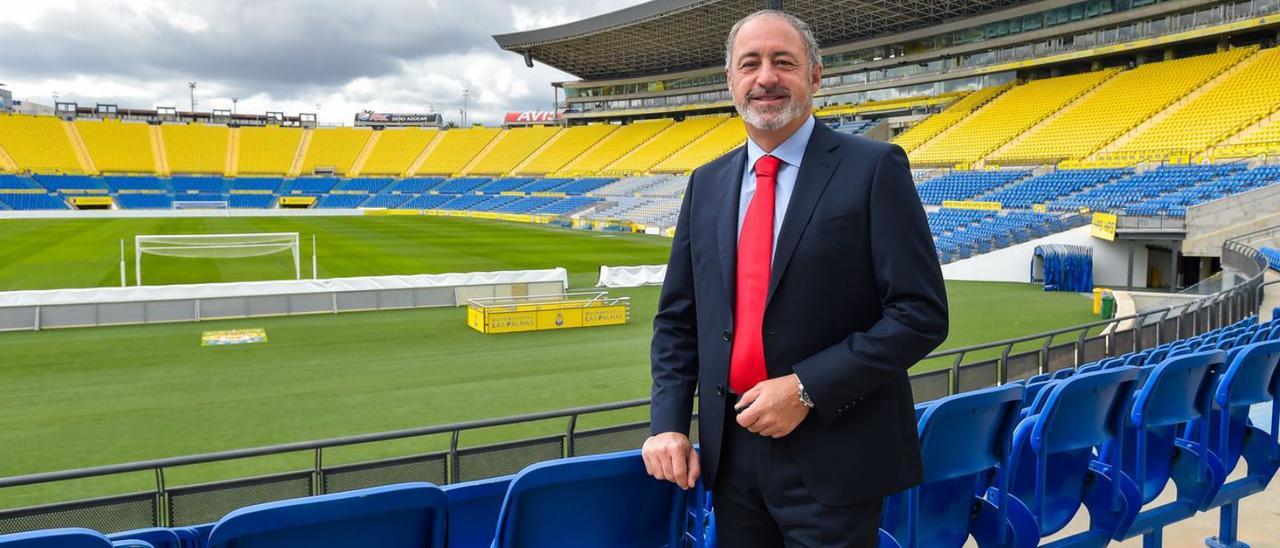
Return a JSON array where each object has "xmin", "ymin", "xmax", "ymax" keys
[{"xmin": 736, "ymin": 93, "xmax": 811, "ymax": 132}]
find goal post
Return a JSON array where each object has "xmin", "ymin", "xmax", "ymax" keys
[{"xmin": 134, "ymin": 233, "xmax": 301, "ymax": 286}]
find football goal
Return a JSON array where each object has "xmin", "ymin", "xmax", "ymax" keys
[{"xmin": 134, "ymin": 233, "xmax": 301, "ymax": 286}]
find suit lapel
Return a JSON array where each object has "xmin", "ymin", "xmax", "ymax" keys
[
  {"xmin": 716, "ymin": 146, "xmax": 748, "ymax": 310},
  {"xmin": 766, "ymin": 123, "xmax": 841, "ymax": 308}
]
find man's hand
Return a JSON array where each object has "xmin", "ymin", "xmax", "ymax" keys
[
  {"xmin": 735, "ymin": 374, "xmax": 810, "ymax": 438},
  {"xmin": 642, "ymin": 432, "xmax": 700, "ymax": 490}
]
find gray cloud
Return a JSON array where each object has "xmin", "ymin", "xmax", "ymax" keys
[{"xmin": 0, "ymin": 0, "xmax": 642, "ymax": 124}]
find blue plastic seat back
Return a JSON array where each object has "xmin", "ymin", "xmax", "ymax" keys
[
  {"xmin": 1021, "ymin": 381, "xmax": 1051, "ymax": 410},
  {"xmin": 491, "ymin": 450, "xmax": 690, "ymax": 548},
  {"xmin": 889, "ymin": 384, "xmax": 1023, "ymax": 547},
  {"xmin": 443, "ymin": 476, "xmax": 512, "ymax": 548},
  {"xmin": 1035, "ymin": 367, "xmax": 1141, "ymax": 453},
  {"xmin": 1050, "ymin": 368, "xmax": 1074, "ymax": 380},
  {"xmin": 1114, "ymin": 351, "xmax": 1222, "ymax": 503},
  {"xmin": 106, "ymin": 529, "xmax": 181, "ymax": 548},
  {"xmin": 1123, "ymin": 353, "xmax": 1146, "ymax": 367},
  {"xmin": 1208, "ymin": 341, "xmax": 1280, "ymax": 473},
  {"xmin": 0, "ymin": 528, "xmax": 114, "ymax": 548},
  {"xmin": 1076, "ymin": 363, "xmax": 1102, "ymax": 375},
  {"xmin": 1026, "ymin": 372, "xmax": 1052, "ymax": 385},
  {"xmin": 918, "ymin": 384, "xmax": 1025, "ymax": 484},
  {"xmin": 205, "ymin": 482, "xmax": 447, "ymax": 548},
  {"xmin": 1100, "ymin": 357, "xmax": 1127, "ymax": 370}
]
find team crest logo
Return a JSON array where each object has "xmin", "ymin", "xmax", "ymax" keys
[{"xmin": 555, "ymin": 313, "xmax": 564, "ymax": 326}]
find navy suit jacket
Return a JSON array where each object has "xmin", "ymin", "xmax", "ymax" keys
[{"xmin": 649, "ymin": 121, "xmax": 949, "ymax": 506}]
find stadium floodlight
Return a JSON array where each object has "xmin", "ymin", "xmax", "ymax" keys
[{"xmin": 134, "ymin": 233, "xmax": 301, "ymax": 286}]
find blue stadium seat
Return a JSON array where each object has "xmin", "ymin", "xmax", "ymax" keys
[
  {"xmin": 1190, "ymin": 341, "xmax": 1280, "ymax": 548},
  {"xmin": 0, "ymin": 527, "xmax": 145, "ymax": 547},
  {"xmin": 283, "ymin": 178, "xmax": 338, "ymax": 194},
  {"xmin": 995, "ymin": 367, "xmax": 1142, "ymax": 545},
  {"xmin": 104, "ymin": 529, "xmax": 180, "ymax": 548},
  {"xmin": 442, "ymin": 476, "xmax": 511, "ymax": 548},
  {"xmin": 434, "ymin": 178, "xmax": 490, "ymax": 194},
  {"xmin": 204, "ymin": 482, "xmax": 447, "ymax": 548},
  {"xmin": 881, "ymin": 384, "xmax": 1038, "ymax": 548},
  {"xmin": 336, "ymin": 178, "xmax": 394, "ymax": 193},
  {"xmin": 1105, "ymin": 351, "xmax": 1226, "ymax": 545},
  {"xmin": 491, "ymin": 450, "xmax": 702, "ymax": 548}
]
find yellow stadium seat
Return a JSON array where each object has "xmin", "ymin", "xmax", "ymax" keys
[
  {"xmin": 300, "ymin": 127, "xmax": 374, "ymax": 176},
  {"xmin": 652, "ymin": 117, "xmax": 746, "ymax": 173},
  {"xmin": 162, "ymin": 123, "xmax": 228, "ymax": 175},
  {"xmin": 464, "ymin": 125, "xmax": 560, "ymax": 176},
  {"xmin": 237, "ymin": 125, "xmax": 304, "ymax": 175},
  {"xmin": 1109, "ymin": 48, "xmax": 1280, "ymax": 162},
  {"xmin": 992, "ymin": 48, "xmax": 1253, "ymax": 165},
  {"xmin": 603, "ymin": 115, "xmax": 727, "ymax": 176},
  {"xmin": 1214, "ymin": 113, "xmax": 1280, "ymax": 159},
  {"xmin": 555, "ymin": 119, "xmax": 674, "ymax": 176},
  {"xmin": 75, "ymin": 119, "xmax": 155, "ymax": 173},
  {"xmin": 891, "ymin": 84, "xmax": 1011, "ymax": 152},
  {"xmin": 910, "ymin": 69, "xmax": 1118, "ymax": 167},
  {"xmin": 360, "ymin": 128, "xmax": 439, "ymax": 176},
  {"xmin": 515, "ymin": 124, "xmax": 616, "ymax": 176},
  {"xmin": 0, "ymin": 115, "xmax": 85, "ymax": 173},
  {"xmin": 413, "ymin": 127, "xmax": 501, "ymax": 176}
]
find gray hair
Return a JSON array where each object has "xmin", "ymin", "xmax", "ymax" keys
[{"xmin": 724, "ymin": 10, "xmax": 822, "ymax": 72}]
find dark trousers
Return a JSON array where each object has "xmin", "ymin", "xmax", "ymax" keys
[{"xmin": 713, "ymin": 398, "xmax": 882, "ymax": 548}]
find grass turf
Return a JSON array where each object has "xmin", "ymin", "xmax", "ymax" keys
[{"xmin": 0, "ymin": 215, "xmax": 1097, "ymax": 507}]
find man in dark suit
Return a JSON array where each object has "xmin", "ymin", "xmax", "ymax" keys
[{"xmin": 641, "ymin": 10, "xmax": 949, "ymax": 547}]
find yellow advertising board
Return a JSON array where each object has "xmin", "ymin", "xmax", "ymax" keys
[
  {"xmin": 942, "ymin": 200, "xmax": 1002, "ymax": 211},
  {"xmin": 279, "ymin": 196, "xmax": 316, "ymax": 206},
  {"xmin": 71, "ymin": 196, "xmax": 113, "ymax": 206},
  {"xmin": 1091, "ymin": 212, "xmax": 1118, "ymax": 241},
  {"xmin": 1032, "ymin": 204, "xmax": 1048, "ymax": 213},
  {"xmin": 467, "ymin": 294, "xmax": 630, "ymax": 334}
]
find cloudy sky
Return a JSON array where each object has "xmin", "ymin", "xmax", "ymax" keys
[{"xmin": 0, "ymin": 0, "xmax": 643, "ymax": 125}]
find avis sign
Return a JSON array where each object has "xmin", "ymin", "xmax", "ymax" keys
[{"xmin": 504, "ymin": 111, "xmax": 560, "ymax": 124}]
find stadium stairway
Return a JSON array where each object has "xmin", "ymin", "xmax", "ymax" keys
[{"xmin": 4, "ymin": 318, "xmax": 1274, "ymax": 548}]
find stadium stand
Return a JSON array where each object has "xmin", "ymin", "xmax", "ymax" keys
[
  {"xmin": 976, "ymin": 167, "xmax": 1132, "ymax": 209},
  {"xmin": 389, "ymin": 177, "xmax": 446, "ymax": 194},
  {"xmin": 413, "ymin": 127, "xmax": 501, "ymax": 176},
  {"xmin": 1215, "ymin": 113, "xmax": 1280, "ymax": 159},
  {"xmin": 400, "ymin": 194, "xmax": 454, "ymax": 210},
  {"xmin": 33, "ymin": 174, "xmax": 107, "ymax": 193},
  {"xmin": 237, "ymin": 126, "xmax": 304, "ymax": 175},
  {"xmin": 161, "ymin": 123, "xmax": 228, "ymax": 175},
  {"xmin": 227, "ymin": 194, "xmax": 275, "ymax": 209},
  {"xmin": 283, "ymin": 177, "xmax": 338, "ymax": 194},
  {"xmin": 105, "ymin": 176, "xmax": 169, "ymax": 193},
  {"xmin": 228, "ymin": 177, "xmax": 282, "ymax": 193},
  {"xmin": 1124, "ymin": 164, "xmax": 1279, "ymax": 216},
  {"xmin": 816, "ymin": 91, "xmax": 965, "ymax": 118},
  {"xmin": 475, "ymin": 177, "xmax": 535, "ymax": 194},
  {"xmin": 433, "ymin": 177, "xmax": 490, "ymax": 194},
  {"xmin": 0, "ymin": 114, "xmax": 83, "ymax": 173},
  {"xmin": 359, "ymin": 128, "xmax": 439, "ymax": 176},
  {"xmin": 171, "ymin": 176, "xmax": 226, "ymax": 194},
  {"xmin": 300, "ymin": 127, "xmax": 373, "ymax": 176},
  {"xmin": 1261, "ymin": 247, "xmax": 1280, "ymax": 271},
  {"xmin": 913, "ymin": 169, "xmax": 1031, "ymax": 204},
  {"xmin": 651, "ymin": 116, "xmax": 746, "ymax": 173},
  {"xmin": 603, "ymin": 115, "xmax": 727, "ymax": 175},
  {"xmin": 891, "ymin": 83, "xmax": 1011, "ymax": 153},
  {"xmin": 362, "ymin": 193, "xmax": 413, "ymax": 209},
  {"xmin": 115, "ymin": 194, "xmax": 173, "ymax": 209},
  {"xmin": 335, "ymin": 178, "xmax": 394, "ymax": 193},
  {"xmin": 463, "ymin": 125, "xmax": 560, "ymax": 176},
  {"xmin": 992, "ymin": 48, "xmax": 1254, "ymax": 165},
  {"xmin": 1050, "ymin": 164, "xmax": 1244, "ymax": 213},
  {"xmin": 513, "ymin": 124, "xmax": 615, "ymax": 176},
  {"xmin": 0, "ymin": 193, "xmax": 69, "ymax": 210},
  {"xmin": 555, "ymin": 119, "xmax": 674, "ymax": 176},
  {"xmin": 74, "ymin": 119, "xmax": 155, "ymax": 174},
  {"xmin": 1105, "ymin": 47, "xmax": 1280, "ymax": 163},
  {"xmin": 0, "ymin": 174, "xmax": 39, "ymax": 190},
  {"xmin": 910, "ymin": 69, "xmax": 1118, "ymax": 167},
  {"xmin": 554, "ymin": 177, "xmax": 615, "ymax": 195},
  {"xmin": 314, "ymin": 194, "xmax": 369, "ymax": 209}
]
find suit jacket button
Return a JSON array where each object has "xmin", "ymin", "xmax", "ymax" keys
[
  {"xmin": 715, "ymin": 385, "xmax": 725, "ymax": 397},
  {"xmin": 722, "ymin": 330, "xmax": 732, "ymax": 342}
]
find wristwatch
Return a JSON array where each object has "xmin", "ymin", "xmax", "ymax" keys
[{"xmin": 797, "ymin": 378, "xmax": 815, "ymax": 409}]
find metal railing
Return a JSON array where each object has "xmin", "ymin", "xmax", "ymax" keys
[{"xmin": 0, "ymin": 233, "xmax": 1273, "ymax": 534}]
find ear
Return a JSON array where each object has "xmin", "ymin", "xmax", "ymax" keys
[{"xmin": 810, "ymin": 63, "xmax": 822, "ymax": 91}]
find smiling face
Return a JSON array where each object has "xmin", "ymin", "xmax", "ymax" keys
[{"xmin": 726, "ymin": 14, "xmax": 821, "ymax": 135}]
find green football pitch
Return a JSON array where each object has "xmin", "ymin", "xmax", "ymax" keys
[{"xmin": 0, "ymin": 216, "xmax": 1096, "ymax": 506}]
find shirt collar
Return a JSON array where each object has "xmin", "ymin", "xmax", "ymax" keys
[{"xmin": 745, "ymin": 115, "xmax": 816, "ymax": 172}]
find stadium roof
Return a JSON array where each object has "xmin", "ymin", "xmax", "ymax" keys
[{"xmin": 493, "ymin": 0, "xmax": 1035, "ymax": 80}]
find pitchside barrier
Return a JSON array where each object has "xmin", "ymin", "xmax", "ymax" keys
[
  {"xmin": 0, "ymin": 234, "xmax": 1271, "ymax": 535},
  {"xmin": 0, "ymin": 269, "xmax": 569, "ymax": 332}
]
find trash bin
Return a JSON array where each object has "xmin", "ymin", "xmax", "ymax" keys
[
  {"xmin": 1093, "ymin": 288, "xmax": 1104, "ymax": 315},
  {"xmin": 1100, "ymin": 292, "xmax": 1116, "ymax": 319}
]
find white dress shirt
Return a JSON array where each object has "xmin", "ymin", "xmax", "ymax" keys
[{"xmin": 737, "ymin": 115, "xmax": 817, "ymax": 260}]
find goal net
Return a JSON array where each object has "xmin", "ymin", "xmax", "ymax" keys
[
  {"xmin": 173, "ymin": 201, "xmax": 229, "ymax": 210},
  {"xmin": 135, "ymin": 233, "xmax": 300, "ymax": 285}
]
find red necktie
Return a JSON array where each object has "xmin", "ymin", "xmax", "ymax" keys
[{"xmin": 729, "ymin": 154, "xmax": 780, "ymax": 394}]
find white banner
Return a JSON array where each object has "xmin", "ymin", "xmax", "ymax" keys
[
  {"xmin": 0, "ymin": 268, "xmax": 569, "ymax": 307},
  {"xmin": 596, "ymin": 264, "xmax": 667, "ymax": 288}
]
